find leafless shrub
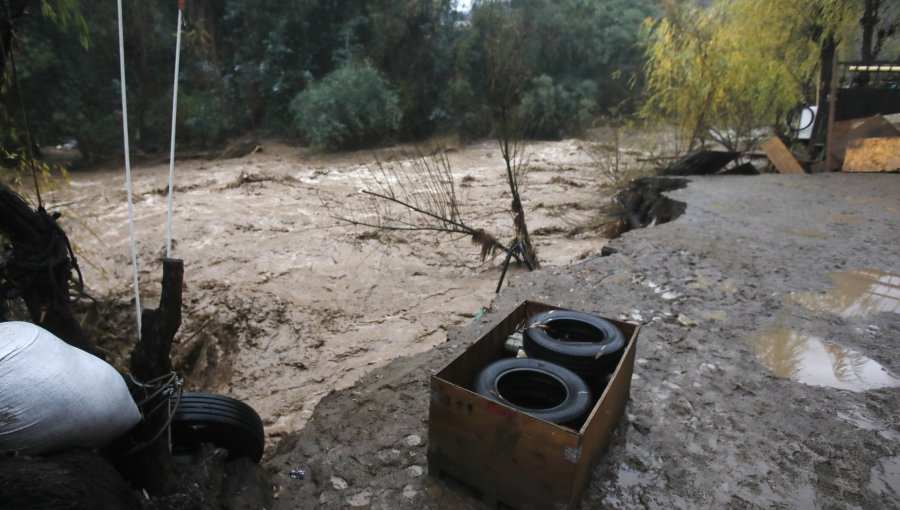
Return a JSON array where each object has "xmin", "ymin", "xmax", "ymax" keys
[{"xmin": 326, "ymin": 146, "xmax": 509, "ymax": 261}]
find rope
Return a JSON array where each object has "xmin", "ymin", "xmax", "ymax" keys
[
  {"xmin": 165, "ymin": 5, "xmax": 184, "ymax": 259},
  {"xmin": 116, "ymin": 0, "xmax": 142, "ymax": 338},
  {"xmin": 123, "ymin": 372, "xmax": 184, "ymax": 456}
]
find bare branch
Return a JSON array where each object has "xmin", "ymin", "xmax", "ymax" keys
[{"xmin": 323, "ymin": 146, "xmax": 509, "ymax": 262}]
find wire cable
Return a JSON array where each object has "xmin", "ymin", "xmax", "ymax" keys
[
  {"xmin": 116, "ymin": 0, "xmax": 142, "ymax": 338},
  {"xmin": 165, "ymin": 4, "xmax": 184, "ymax": 259}
]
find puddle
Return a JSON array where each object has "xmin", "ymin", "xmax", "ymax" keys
[
  {"xmin": 750, "ymin": 326, "xmax": 900, "ymax": 392},
  {"xmin": 781, "ymin": 226, "xmax": 828, "ymax": 238},
  {"xmin": 791, "ymin": 269, "xmax": 900, "ymax": 318},
  {"xmin": 869, "ymin": 456, "xmax": 900, "ymax": 500},
  {"xmin": 837, "ymin": 410, "xmax": 900, "ymax": 443}
]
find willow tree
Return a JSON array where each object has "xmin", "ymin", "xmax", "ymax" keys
[{"xmin": 641, "ymin": 0, "xmax": 860, "ymax": 152}]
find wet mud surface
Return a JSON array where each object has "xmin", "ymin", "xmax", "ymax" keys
[
  {"xmin": 264, "ymin": 173, "xmax": 900, "ymax": 508},
  {"xmin": 45, "ymin": 143, "xmax": 900, "ymax": 508}
]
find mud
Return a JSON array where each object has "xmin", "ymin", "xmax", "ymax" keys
[
  {"xmin": 265, "ymin": 173, "xmax": 900, "ymax": 508},
  {"xmin": 48, "ymin": 143, "xmax": 900, "ymax": 508}
]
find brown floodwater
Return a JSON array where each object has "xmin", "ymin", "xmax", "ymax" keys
[
  {"xmin": 50, "ymin": 139, "xmax": 611, "ymax": 444},
  {"xmin": 750, "ymin": 325, "xmax": 900, "ymax": 392},
  {"xmin": 790, "ymin": 269, "xmax": 900, "ymax": 318}
]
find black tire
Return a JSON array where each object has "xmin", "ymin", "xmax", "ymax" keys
[
  {"xmin": 170, "ymin": 392, "xmax": 265, "ymax": 463},
  {"xmin": 786, "ymin": 104, "xmax": 815, "ymax": 133},
  {"xmin": 474, "ymin": 358, "xmax": 592, "ymax": 425},
  {"xmin": 522, "ymin": 310, "xmax": 625, "ymax": 380}
]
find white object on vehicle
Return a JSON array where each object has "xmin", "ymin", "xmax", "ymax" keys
[
  {"xmin": 0, "ymin": 321, "xmax": 141, "ymax": 454},
  {"xmin": 798, "ymin": 106, "xmax": 817, "ymax": 141}
]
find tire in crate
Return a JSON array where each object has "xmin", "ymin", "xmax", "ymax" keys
[
  {"xmin": 522, "ymin": 310, "xmax": 625, "ymax": 387},
  {"xmin": 474, "ymin": 358, "xmax": 592, "ymax": 426}
]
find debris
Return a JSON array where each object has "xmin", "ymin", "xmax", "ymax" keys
[
  {"xmin": 660, "ymin": 150, "xmax": 740, "ymax": 176},
  {"xmin": 289, "ymin": 468, "xmax": 306, "ymax": 480},
  {"xmin": 719, "ymin": 162, "xmax": 759, "ymax": 175},
  {"xmin": 600, "ymin": 246, "xmax": 618, "ymax": 256},
  {"xmin": 504, "ymin": 331, "xmax": 524, "ymax": 353},
  {"xmin": 346, "ymin": 491, "xmax": 371, "ymax": 507},
  {"xmin": 677, "ymin": 314, "xmax": 697, "ymax": 327},
  {"xmin": 760, "ymin": 136, "xmax": 805, "ymax": 174},
  {"xmin": 830, "ymin": 114, "xmax": 900, "ymax": 165},
  {"xmin": 842, "ymin": 137, "xmax": 900, "ymax": 173},
  {"xmin": 331, "ymin": 476, "xmax": 348, "ymax": 490}
]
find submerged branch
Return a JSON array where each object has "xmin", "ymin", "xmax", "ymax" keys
[{"xmin": 324, "ymin": 147, "xmax": 510, "ymax": 262}]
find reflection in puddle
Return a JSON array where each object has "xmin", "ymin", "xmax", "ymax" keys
[
  {"xmin": 791, "ymin": 269, "xmax": 900, "ymax": 318},
  {"xmin": 750, "ymin": 326, "xmax": 900, "ymax": 392}
]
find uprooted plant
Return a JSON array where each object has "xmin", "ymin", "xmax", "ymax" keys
[
  {"xmin": 330, "ymin": 0, "xmax": 541, "ymax": 280},
  {"xmin": 327, "ymin": 146, "xmax": 509, "ymax": 262}
]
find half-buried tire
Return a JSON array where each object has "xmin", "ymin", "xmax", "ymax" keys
[
  {"xmin": 522, "ymin": 310, "xmax": 625, "ymax": 380},
  {"xmin": 170, "ymin": 392, "xmax": 265, "ymax": 463},
  {"xmin": 474, "ymin": 358, "xmax": 592, "ymax": 426}
]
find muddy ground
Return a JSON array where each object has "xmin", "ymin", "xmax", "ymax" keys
[
  {"xmin": 51, "ymin": 143, "xmax": 899, "ymax": 508},
  {"xmin": 266, "ymin": 173, "xmax": 900, "ymax": 509}
]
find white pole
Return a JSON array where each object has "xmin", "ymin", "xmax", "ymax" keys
[
  {"xmin": 166, "ymin": 7, "xmax": 184, "ymax": 259},
  {"xmin": 117, "ymin": 0, "xmax": 142, "ymax": 338}
]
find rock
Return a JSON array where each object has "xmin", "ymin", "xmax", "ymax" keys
[
  {"xmin": 407, "ymin": 465, "xmax": 424, "ymax": 477},
  {"xmin": 677, "ymin": 314, "xmax": 697, "ymax": 327},
  {"xmin": 404, "ymin": 434, "xmax": 422, "ymax": 447},
  {"xmin": 346, "ymin": 490, "xmax": 371, "ymax": 507},
  {"xmin": 402, "ymin": 485, "xmax": 417, "ymax": 499},
  {"xmin": 331, "ymin": 476, "xmax": 349, "ymax": 490}
]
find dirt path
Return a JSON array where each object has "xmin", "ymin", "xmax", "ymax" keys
[
  {"xmin": 265, "ymin": 173, "xmax": 900, "ymax": 508},
  {"xmin": 50, "ymin": 139, "xmax": 608, "ymax": 448}
]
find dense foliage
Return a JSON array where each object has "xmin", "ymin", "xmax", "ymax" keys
[
  {"xmin": 641, "ymin": 0, "xmax": 898, "ymax": 152},
  {"xmin": 1, "ymin": 0, "xmax": 657, "ymax": 157},
  {"xmin": 290, "ymin": 59, "xmax": 401, "ymax": 148}
]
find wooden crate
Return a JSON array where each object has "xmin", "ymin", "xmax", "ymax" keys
[{"xmin": 428, "ymin": 301, "xmax": 639, "ymax": 510}]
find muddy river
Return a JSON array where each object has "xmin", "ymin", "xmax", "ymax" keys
[{"xmin": 50, "ymin": 138, "xmax": 612, "ymax": 447}]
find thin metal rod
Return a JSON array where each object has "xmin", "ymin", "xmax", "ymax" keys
[
  {"xmin": 117, "ymin": 0, "xmax": 142, "ymax": 337},
  {"xmin": 165, "ymin": 7, "xmax": 184, "ymax": 259}
]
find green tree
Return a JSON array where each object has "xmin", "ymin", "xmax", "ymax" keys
[
  {"xmin": 641, "ymin": 0, "xmax": 861, "ymax": 152},
  {"xmin": 455, "ymin": 0, "xmax": 657, "ymax": 140},
  {"xmin": 290, "ymin": 59, "xmax": 401, "ymax": 149}
]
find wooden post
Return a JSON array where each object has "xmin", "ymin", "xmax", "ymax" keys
[
  {"xmin": 825, "ymin": 52, "xmax": 840, "ymax": 172},
  {"xmin": 130, "ymin": 258, "xmax": 183, "ymax": 381},
  {"xmin": 120, "ymin": 257, "xmax": 183, "ymax": 495}
]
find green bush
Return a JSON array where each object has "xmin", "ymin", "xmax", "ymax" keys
[
  {"xmin": 290, "ymin": 60, "xmax": 401, "ymax": 149},
  {"xmin": 518, "ymin": 75, "xmax": 597, "ymax": 139},
  {"xmin": 180, "ymin": 91, "xmax": 232, "ymax": 148}
]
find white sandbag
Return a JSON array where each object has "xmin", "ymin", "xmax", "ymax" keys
[{"xmin": 0, "ymin": 321, "xmax": 142, "ymax": 454}]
